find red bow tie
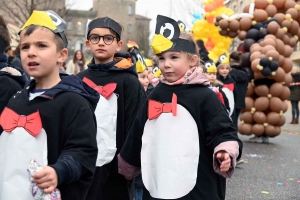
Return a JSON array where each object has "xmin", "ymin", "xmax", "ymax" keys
[
  {"xmin": 0, "ymin": 107, "xmax": 42, "ymax": 137},
  {"xmin": 223, "ymin": 83, "xmax": 234, "ymax": 91},
  {"xmin": 83, "ymin": 77, "xmax": 117, "ymax": 99},
  {"xmin": 148, "ymin": 94, "xmax": 177, "ymax": 120}
]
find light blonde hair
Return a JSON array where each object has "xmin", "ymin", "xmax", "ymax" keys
[
  {"xmin": 178, "ymin": 32, "xmax": 201, "ymax": 67},
  {"xmin": 217, "ymin": 63, "xmax": 231, "ymax": 72}
]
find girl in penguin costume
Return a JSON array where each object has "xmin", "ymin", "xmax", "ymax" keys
[
  {"xmin": 118, "ymin": 15, "xmax": 242, "ymax": 200},
  {"xmin": 0, "ymin": 10, "xmax": 99, "ymax": 200},
  {"xmin": 0, "ymin": 15, "xmax": 28, "ymax": 135}
]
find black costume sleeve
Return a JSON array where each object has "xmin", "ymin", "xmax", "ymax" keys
[
  {"xmin": 59, "ymin": 100, "xmax": 98, "ymax": 182},
  {"xmin": 220, "ymin": 88, "xmax": 230, "ymax": 113},
  {"xmin": 201, "ymin": 91, "xmax": 243, "ymax": 157},
  {"xmin": 124, "ymin": 76, "xmax": 147, "ymax": 138},
  {"xmin": 120, "ymin": 98, "xmax": 148, "ymax": 167}
]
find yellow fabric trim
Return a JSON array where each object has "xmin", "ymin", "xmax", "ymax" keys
[{"xmin": 21, "ymin": 10, "xmax": 56, "ymax": 31}]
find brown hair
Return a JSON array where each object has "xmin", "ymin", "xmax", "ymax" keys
[
  {"xmin": 230, "ymin": 51, "xmax": 242, "ymax": 64},
  {"xmin": 73, "ymin": 50, "xmax": 86, "ymax": 74},
  {"xmin": 21, "ymin": 25, "xmax": 65, "ymax": 51},
  {"xmin": 217, "ymin": 63, "xmax": 231, "ymax": 71},
  {"xmin": 0, "ymin": 15, "xmax": 11, "ymax": 47}
]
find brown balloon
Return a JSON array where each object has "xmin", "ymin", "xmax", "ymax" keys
[
  {"xmin": 273, "ymin": 0, "xmax": 286, "ymax": 9},
  {"xmin": 281, "ymin": 20, "xmax": 292, "ymax": 30},
  {"xmin": 253, "ymin": 111, "xmax": 267, "ymax": 124},
  {"xmin": 275, "ymin": 28, "xmax": 285, "ymax": 40},
  {"xmin": 272, "ymin": 67, "xmax": 285, "ymax": 82},
  {"xmin": 229, "ymin": 20, "xmax": 240, "ymax": 32},
  {"xmin": 243, "ymin": 3, "xmax": 250, "ymax": 13},
  {"xmin": 284, "ymin": 45, "xmax": 293, "ymax": 57},
  {"xmin": 250, "ymin": 45, "xmax": 262, "ymax": 54},
  {"xmin": 285, "ymin": 1, "xmax": 297, "ymax": 10},
  {"xmin": 267, "ymin": 21, "xmax": 280, "ymax": 34},
  {"xmin": 289, "ymin": 36, "xmax": 298, "ymax": 47},
  {"xmin": 251, "ymin": 58, "xmax": 262, "ymax": 73},
  {"xmin": 246, "ymin": 82, "xmax": 254, "ymax": 97},
  {"xmin": 275, "ymin": 39, "xmax": 285, "ymax": 55},
  {"xmin": 265, "ymin": 125, "xmax": 276, "ymax": 137},
  {"xmin": 240, "ymin": 111, "xmax": 254, "ymax": 124},
  {"xmin": 219, "ymin": 30, "xmax": 229, "ymax": 36},
  {"xmin": 265, "ymin": 34, "xmax": 277, "ymax": 40},
  {"xmin": 219, "ymin": 20, "xmax": 229, "ymax": 30},
  {"xmin": 273, "ymin": 13, "xmax": 286, "ymax": 25},
  {"xmin": 281, "ymin": 101, "xmax": 288, "ymax": 113},
  {"xmin": 252, "ymin": 124, "xmax": 265, "ymax": 136},
  {"xmin": 254, "ymin": 97, "xmax": 269, "ymax": 111},
  {"xmin": 255, "ymin": 0, "xmax": 269, "ymax": 9},
  {"xmin": 240, "ymin": 17, "xmax": 253, "ymax": 31},
  {"xmin": 266, "ymin": 112, "xmax": 281, "ymax": 125},
  {"xmin": 273, "ymin": 126, "xmax": 281, "ymax": 136},
  {"xmin": 238, "ymin": 30, "xmax": 247, "ymax": 40},
  {"xmin": 290, "ymin": 21, "xmax": 300, "ymax": 35},
  {"xmin": 254, "ymin": 72, "xmax": 265, "ymax": 79},
  {"xmin": 279, "ymin": 86, "xmax": 291, "ymax": 100},
  {"xmin": 278, "ymin": 55, "xmax": 285, "ymax": 66},
  {"xmin": 261, "ymin": 38, "xmax": 277, "ymax": 47},
  {"xmin": 254, "ymin": 9, "xmax": 269, "ymax": 22},
  {"xmin": 284, "ymin": 74, "xmax": 293, "ymax": 86},
  {"xmin": 255, "ymin": 85, "xmax": 269, "ymax": 96},
  {"xmin": 250, "ymin": 51, "xmax": 263, "ymax": 62},
  {"xmin": 245, "ymin": 97, "xmax": 254, "ymax": 111},
  {"xmin": 262, "ymin": 45, "xmax": 276, "ymax": 55},
  {"xmin": 265, "ymin": 4, "xmax": 278, "ymax": 17},
  {"xmin": 269, "ymin": 97, "xmax": 283, "ymax": 112},
  {"xmin": 238, "ymin": 123, "xmax": 252, "ymax": 135},
  {"xmin": 282, "ymin": 35, "xmax": 291, "ymax": 45},
  {"xmin": 266, "ymin": 50, "xmax": 280, "ymax": 61},
  {"xmin": 269, "ymin": 82, "xmax": 284, "ymax": 97},
  {"xmin": 286, "ymin": 8, "xmax": 299, "ymax": 20},
  {"xmin": 282, "ymin": 58, "xmax": 293, "ymax": 73},
  {"xmin": 277, "ymin": 115, "xmax": 286, "ymax": 126},
  {"xmin": 228, "ymin": 31, "xmax": 238, "ymax": 38}
]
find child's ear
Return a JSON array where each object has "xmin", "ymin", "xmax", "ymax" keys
[
  {"xmin": 116, "ymin": 40, "xmax": 123, "ymax": 52},
  {"xmin": 85, "ymin": 40, "xmax": 90, "ymax": 50},
  {"xmin": 58, "ymin": 48, "xmax": 68, "ymax": 63},
  {"xmin": 190, "ymin": 54, "xmax": 199, "ymax": 67}
]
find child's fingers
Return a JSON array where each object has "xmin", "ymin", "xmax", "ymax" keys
[
  {"xmin": 43, "ymin": 186, "xmax": 55, "ymax": 194},
  {"xmin": 33, "ymin": 169, "xmax": 47, "ymax": 179}
]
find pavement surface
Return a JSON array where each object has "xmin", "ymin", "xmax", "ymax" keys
[{"xmin": 226, "ymin": 110, "xmax": 300, "ymax": 200}]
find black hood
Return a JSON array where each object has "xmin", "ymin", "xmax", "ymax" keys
[
  {"xmin": 87, "ymin": 52, "xmax": 137, "ymax": 77},
  {"xmin": 24, "ymin": 73, "xmax": 100, "ymax": 110},
  {"xmin": 0, "ymin": 52, "xmax": 28, "ymax": 87}
]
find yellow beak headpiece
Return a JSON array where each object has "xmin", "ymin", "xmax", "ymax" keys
[
  {"xmin": 151, "ymin": 15, "xmax": 196, "ymax": 55},
  {"xmin": 131, "ymin": 48, "xmax": 147, "ymax": 73},
  {"xmin": 20, "ymin": 10, "xmax": 68, "ymax": 47}
]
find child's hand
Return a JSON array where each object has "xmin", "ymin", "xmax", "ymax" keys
[
  {"xmin": 33, "ymin": 166, "xmax": 58, "ymax": 194},
  {"xmin": 216, "ymin": 151, "xmax": 231, "ymax": 172}
]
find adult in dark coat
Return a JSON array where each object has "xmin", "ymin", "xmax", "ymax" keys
[
  {"xmin": 289, "ymin": 70, "xmax": 300, "ymax": 124},
  {"xmin": 229, "ymin": 51, "xmax": 249, "ymax": 129}
]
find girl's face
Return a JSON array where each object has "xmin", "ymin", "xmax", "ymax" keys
[
  {"xmin": 138, "ymin": 70, "xmax": 149, "ymax": 91},
  {"xmin": 147, "ymin": 66, "xmax": 154, "ymax": 83},
  {"xmin": 218, "ymin": 65, "xmax": 230, "ymax": 78},
  {"xmin": 205, "ymin": 72, "xmax": 216, "ymax": 84},
  {"xmin": 76, "ymin": 51, "xmax": 82, "ymax": 60},
  {"xmin": 158, "ymin": 51, "xmax": 197, "ymax": 83}
]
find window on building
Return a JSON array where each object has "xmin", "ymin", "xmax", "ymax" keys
[
  {"xmin": 67, "ymin": 22, "xmax": 72, "ymax": 30},
  {"xmin": 67, "ymin": 40, "xmax": 72, "ymax": 48},
  {"xmin": 128, "ymin": 5, "xmax": 133, "ymax": 15},
  {"xmin": 77, "ymin": 21, "xmax": 83, "ymax": 31},
  {"xmin": 233, "ymin": 5, "xmax": 236, "ymax": 12},
  {"xmin": 75, "ymin": 39, "xmax": 84, "ymax": 51},
  {"xmin": 127, "ymin": 24, "xmax": 132, "ymax": 34}
]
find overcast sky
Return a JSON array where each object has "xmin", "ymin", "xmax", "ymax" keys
[{"xmin": 66, "ymin": 0, "xmax": 204, "ymax": 36}]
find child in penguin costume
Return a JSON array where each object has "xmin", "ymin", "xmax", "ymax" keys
[
  {"xmin": 118, "ymin": 15, "xmax": 243, "ymax": 200},
  {"xmin": 77, "ymin": 17, "xmax": 146, "ymax": 200},
  {"xmin": 0, "ymin": 10, "xmax": 99, "ymax": 200},
  {"xmin": 0, "ymin": 15, "xmax": 28, "ymax": 135}
]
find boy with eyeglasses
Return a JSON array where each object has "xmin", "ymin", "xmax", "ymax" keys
[{"xmin": 77, "ymin": 16, "xmax": 146, "ymax": 200}]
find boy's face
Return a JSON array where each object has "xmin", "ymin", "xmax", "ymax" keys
[
  {"xmin": 86, "ymin": 28, "xmax": 123, "ymax": 64},
  {"xmin": 205, "ymin": 72, "xmax": 216, "ymax": 84},
  {"xmin": 138, "ymin": 70, "xmax": 149, "ymax": 91},
  {"xmin": 20, "ymin": 27, "xmax": 67, "ymax": 79},
  {"xmin": 218, "ymin": 66, "xmax": 230, "ymax": 78}
]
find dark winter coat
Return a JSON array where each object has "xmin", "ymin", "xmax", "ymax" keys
[{"xmin": 289, "ymin": 72, "xmax": 300, "ymax": 101}]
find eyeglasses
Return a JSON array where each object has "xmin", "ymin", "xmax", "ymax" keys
[{"xmin": 88, "ymin": 34, "xmax": 117, "ymax": 45}]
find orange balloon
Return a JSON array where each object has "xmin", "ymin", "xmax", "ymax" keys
[
  {"xmin": 214, "ymin": 0, "xmax": 225, "ymax": 7},
  {"xmin": 205, "ymin": 4, "xmax": 215, "ymax": 12}
]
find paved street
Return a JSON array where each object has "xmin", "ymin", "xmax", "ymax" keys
[{"xmin": 226, "ymin": 110, "xmax": 300, "ymax": 200}]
